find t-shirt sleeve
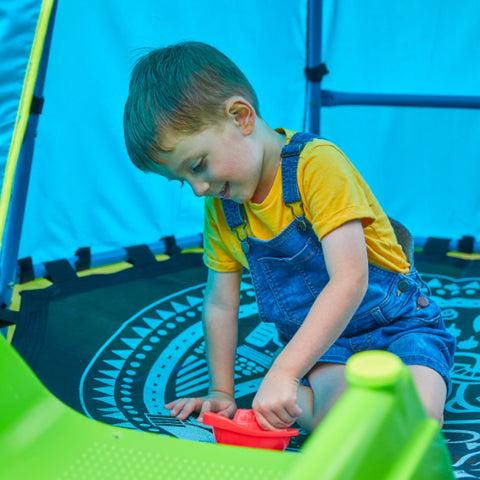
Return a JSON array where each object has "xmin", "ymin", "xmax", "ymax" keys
[{"xmin": 301, "ymin": 143, "xmax": 377, "ymax": 240}]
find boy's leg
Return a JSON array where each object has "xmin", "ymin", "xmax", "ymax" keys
[
  {"xmin": 296, "ymin": 384, "xmax": 314, "ymax": 431},
  {"xmin": 296, "ymin": 362, "xmax": 347, "ymax": 433},
  {"xmin": 296, "ymin": 363, "xmax": 447, "ymax": 432},
  {"xmin": 408, "ymin": 365, "xmax": 447, "ymax": 426}
]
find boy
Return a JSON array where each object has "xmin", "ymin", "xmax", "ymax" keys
[{"xmin": 123, "ymin": 41, "xmax": 455, "ymax": 432}]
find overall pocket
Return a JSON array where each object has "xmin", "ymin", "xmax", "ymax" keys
[{"xmin": 258, "ymin": 237, "xmax": 329, "ymax": 326}]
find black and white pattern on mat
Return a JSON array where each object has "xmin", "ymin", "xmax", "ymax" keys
[
  {"xmin": 425, "ymin": 273, "xmax": 480, "ymax": 479},
  {"xmin": 79, "ymin": 275, "xmax": 302, "ymax": 445}
]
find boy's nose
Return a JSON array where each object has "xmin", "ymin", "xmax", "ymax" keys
[{"xmin": 192, "ymin": 180, "xmax": 210, "ymax": 197}]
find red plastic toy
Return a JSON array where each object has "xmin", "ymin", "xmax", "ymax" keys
[{"xmin": 202, "ymin": 409, "xmax": 299, "ymax": 451}]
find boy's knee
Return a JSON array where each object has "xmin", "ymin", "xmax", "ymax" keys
[
  {"xmin": 408, "ymin": 364, "xmax": 447, "ymax": 425},
  {"xmin": 307, "ymin": 363, "xmax": 348, "ymax": 428}
]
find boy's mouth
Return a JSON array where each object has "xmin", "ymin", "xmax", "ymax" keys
[{"xmin": 219, "ymin": 182, "xmax": 230, "ymax": 199}]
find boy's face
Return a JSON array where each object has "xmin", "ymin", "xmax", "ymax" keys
[{"xmin": 154, "ymin": 114, "xmax": 267, "ymax": 204}]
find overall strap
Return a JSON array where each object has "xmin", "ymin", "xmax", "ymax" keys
[
  {"xmin": 281, "ymin": 132, "xmax": 320, "ymax": 205},
  {"xmin": 221, "ymin": 198, "xmax": 245, "ymax": 230},
  {"xmin": 221, "ymin": 198, "xmax": 249, "ymax": 249}
]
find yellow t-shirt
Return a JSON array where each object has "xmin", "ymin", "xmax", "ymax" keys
[{"xmin": 203, "ymin": 129, "xmax": 409, "ymax": 274}]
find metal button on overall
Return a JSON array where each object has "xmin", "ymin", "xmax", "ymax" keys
[
  {"xmin": 398, "ymin": 280, "xmax": 410, "ymax": 292},
  {"xmin": 296, "ymin": 218, "xmax": 307, "ymax": 232},
  {"xmin": 417, "ymin": 296, "xmax": 430, "ymax": 308}
]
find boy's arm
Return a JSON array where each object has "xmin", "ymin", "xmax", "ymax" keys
[
  {"xmin": 165, "ymin": 268, "xmax": 241, "ymax": 421},
  {"xmin": 203, "ymin": 268, "xmax": 242, "ymax": 397},
  {"xmin": 253, "ymin": 219, "xmax": 369, "ymax": 430}
]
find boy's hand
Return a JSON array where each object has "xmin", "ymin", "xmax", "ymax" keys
[
  {"xmin": 252, "ymin": 369, "xmax": 302, "ymax": 431},
  {"xmin": 164, "ymin": 391, "xmax": 236, "ymax": 423}
]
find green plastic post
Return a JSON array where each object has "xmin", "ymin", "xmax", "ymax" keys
[{"xmin": 283, "ymin": 350, "xmax": 455, "ymax": 480}]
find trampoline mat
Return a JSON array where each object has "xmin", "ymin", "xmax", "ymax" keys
[{"xmin": 11, "ymin": 248, "xmax": 480, "ymax": 476}]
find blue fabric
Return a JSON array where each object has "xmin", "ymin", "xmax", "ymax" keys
[
  {"xmin": 0, "ymin": 0, "xmax": 42, "ymax": 184},
  {"xmin": 2, "ymin": 1, "xmax": 478, "ymax": 265},
  {"xmin": 222, "ymin": 134, "xmax": 456, "ymax": 393},
  {"xmin": 320, "ymin": 1, "xmax": 480, "ymax": 241},
  {"xmin": 16, "ymin": 0, "xmax": 308, "ymax": 264}
]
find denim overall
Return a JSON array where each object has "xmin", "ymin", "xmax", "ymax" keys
[{"xmin": 221, "ymin": 132, "xmax": 456, "ymax": 392}]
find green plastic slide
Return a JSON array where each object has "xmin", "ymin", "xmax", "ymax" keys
[{"xmin": 0, "ymin": 334, "xmax": 454, "ymax": 479}]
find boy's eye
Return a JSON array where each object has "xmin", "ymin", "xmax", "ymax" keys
[{"xmin": 192, "ymin": 157, "xmax": 206, "ymax": 174}]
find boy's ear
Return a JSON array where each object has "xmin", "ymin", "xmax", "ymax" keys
[{"xmin": 224, "ymin": 98, "xmax": 256, "ymax": 135}]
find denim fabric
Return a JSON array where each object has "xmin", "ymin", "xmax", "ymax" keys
[{"xmin": 221, "ymin": 133, "xmax": 456, "ymax": 393}]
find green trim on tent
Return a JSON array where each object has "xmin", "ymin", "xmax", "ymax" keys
[{"xmin": 0, "ymin": 0, "xmax": 55, "ymax": 248}]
